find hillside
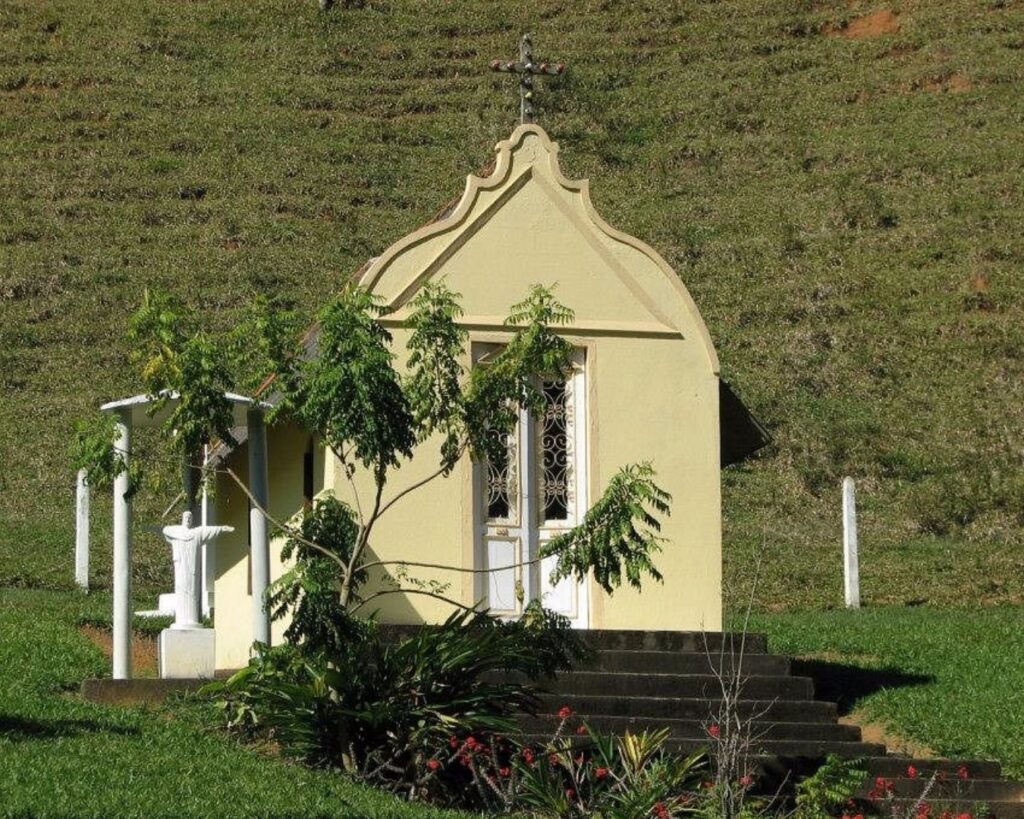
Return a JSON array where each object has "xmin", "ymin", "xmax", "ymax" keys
[{"xmin": 1, "ymin": 0, "xmax": 1022, "ymax": 610}]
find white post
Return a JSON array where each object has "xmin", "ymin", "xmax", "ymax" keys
[
  {"xmin": 247, "ymin": 408, "xmax": 271, "ymax": 646},
  {"xmin": 112, "ymin": 412, "xmax": 133, "ymax": 679},
  {"xmin": 201, "ymin": 444, "xmax": 215, "ymax": 618},
  {"xmin": 75, "ymin": 468, "xmax": 90, "ymax": 590},
  {"xmin": 182, "ymin": 450, "xmax": 203, "ymax": 626},
  {"xmin": 843, "ymin": 476, "xmax": 860, "ymax": 609}
]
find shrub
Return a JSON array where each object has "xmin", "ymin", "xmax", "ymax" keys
[{"xmin": 208, "ymin": 605, "xmax": 588, "ymax": 797}]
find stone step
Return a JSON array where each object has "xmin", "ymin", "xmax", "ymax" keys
[
  {"xmin": 536, "ymin": 694, "xmax": 839, "ymax": 722},
  {"xmin": 884, "ymin": 799, "xmax": 1024, "ymax": 819},
  {"xmin": 582, "ymin": 650, "xmax": 791, "ymax": 676},
  {"xmin": 864, "ymin": 757, "xmax": 1003, "ymax": 780},
  {"xmin": 520, "ymin": 714, "xmax": 862, "ymax": 743},
  {"xmin": 578, "ymin": 630, "xmax": 768, "ymax": 654},
  {"xmin": 376, "ymin": 626, "xmax": 767, "ymax": 654},
  {"xmin": 539, "ymin": 671, "xmax": 814, "ymax": 700},
  {"xmin": 859, "ymin": 777, "xmax": 1024, "ymax": 802},
  {"xmin": 519, "ymin": 734, "xmax": 886, "ymax": 759}
]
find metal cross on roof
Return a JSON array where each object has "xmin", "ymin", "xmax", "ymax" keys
[{"xmin": 490, "ymin": 34, "xmax": 566, "ymax": 125}]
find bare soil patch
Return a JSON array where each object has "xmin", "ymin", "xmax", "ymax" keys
[
  {"xmin": 80, "ymin": 625, "xmax": 159, "ymax": 678},
  {"xmin": 842, "ymin": 708, "xmax": 937, "ymax": 757},
  {"xmin": 826, "ymin": 9, "xmax": 901, "ymax": 39},
  {"xmin": 915, "ymin": 72, "xmax": 972, "ymax": 93}
]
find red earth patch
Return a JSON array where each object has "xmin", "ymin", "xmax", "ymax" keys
[
  {"xmin": 916, "ymin": 72, "xmax": 972, "ymax": 93},
  {"xmin": 826, "ymin": 9, "xmax": 900, "ymax": 39}
]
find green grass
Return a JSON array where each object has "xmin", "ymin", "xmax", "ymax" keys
[
  {"xmin": 746, "ymin": 605, "xmax": 1024, "ymax": 778},
  {"xmin": 0, "ymin": 588, "xmax": 473, "ymax": 818},
  {"xmin": 1, "ymin": 0, "xmax": 1023, "ymax": 610},
  {"xmin": 3, "ymin": 590, "xmax": 1021, "ymax": 818}
]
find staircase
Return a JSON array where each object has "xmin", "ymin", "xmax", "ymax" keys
[{"xmin": 516, "ymin": 630, "xmax": 1024, "ymax": 818}]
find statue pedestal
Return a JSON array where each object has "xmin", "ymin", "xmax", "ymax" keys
[{"xmin": 159, "ymin": 627, "xmax": 215, "ymax": 679}]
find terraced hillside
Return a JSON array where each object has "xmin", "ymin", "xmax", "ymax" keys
[{"xmin": 1, "ymin": 0, "xmax": 1022, "ymax": 608}]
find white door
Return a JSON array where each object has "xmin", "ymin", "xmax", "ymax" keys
[{"xmin": 475, "ymin": 347, "xmax": 589, "ymax": 627}]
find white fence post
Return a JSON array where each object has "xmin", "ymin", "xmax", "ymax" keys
[
  {"xmin": 843, "ymin": 476, "xmax": 860, "ymax": 609},
  {"xmin": 75, "ymin": 468, "xmax": 90, "ymax": 590}
]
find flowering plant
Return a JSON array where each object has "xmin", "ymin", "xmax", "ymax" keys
[{"xmin": 510, "ymin": 710, "xmax": 706, "ymax": 818}]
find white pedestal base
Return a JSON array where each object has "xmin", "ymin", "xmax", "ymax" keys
[
  {"xmin": 158, "ymin": 628, "xmax": 215, "ymax": 679},
  {"xmin": 137, "ymin": 592, "xmax": 177, "ymax": 619}
]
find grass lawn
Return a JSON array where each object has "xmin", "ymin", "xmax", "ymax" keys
[
  {"xmin": 746, "ymin": 605, "xmax": 1024, "ymax": 778},
  {"xmin": 1, "ymin": 0, "xmax": 1023, "ymax": 612},
  {"xmin": 0, "ymin": 587, "xmax": 472, "ymax": 819},
  {"xmin": 3, "ymin": 587, "xmax": 1021, "ymax": 819}
]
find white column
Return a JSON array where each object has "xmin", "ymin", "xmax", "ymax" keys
[
  {"xmin": 75, "ymin": 468, "xmax": 90, "ymax": 590},
  {"xmin": 843, "ymin": 476, "xmax": 860, "ymax": 609},
  {"xmin": 112, "ymin": 412, "xmax": 133, "ymax": 679},
  {"xmin": 201, "ymin": 445, "xmax": 215, "ymax": 618},
  {"xmin": 247, "ymin": 408, "xmax": 271, "ymax": 645},
  {"xmin": 182, "ymin": 450, "xmax": 203, "ymax": 625}
]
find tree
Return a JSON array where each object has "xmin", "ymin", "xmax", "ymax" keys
[
  {"xmin": 108, "ymin": 282, "xmax": 672, "ymax": 791},
  {"xmin": 252, "ymin": 281, "xmax": 670, "ymax": 620},
  {"xmin": 80, "ymin": 282, "xmax": 669, "ymax": 626}
]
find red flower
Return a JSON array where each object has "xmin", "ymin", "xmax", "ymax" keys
[
  {"xmin": 957, "ymin": 765, "xmax": 970, "ymax": 781},
  {"xmin": 652, "ymin": 802, "xmax": 670, "ymax": 819},
  {"xmin": 916, "ymin": 802, "xmax": 932, "ymax": 819},
  {"xmin": 550, "ymin": 753, "xmax": 562, "ymax": 766},
  {"xmin": 907, "ymin": 764, "xmax": 919, "ymax": 779},
  {"xmin": 707, "ymin": 724, "xmax": 721, "ymax": 738},
  {"xmin": 576, "ymin": 724, "xmax": 588, "ymax": 735},
  {"xmin": 558, "ymin": 705, "xmax": 574, "ymax": 719},
  {"xmin": 565, "ymin": 788, "xmax": 576, "ymax": 800},
  {"xmin": 940, "ymin": 811, "xmax": 954, "ymax": 819},
  {"xmin": 449, "ymin": 735, "xmax": 459, "ymax": 749},
  {"xmin": 956, "ymin": 813, "xmax": 972, "ymax": 819},
  {"xmin": 595, "ymin": 766, "xmax": 609, "ymax": 779},
  {"xmin": 465, "ymin": 736, "xmax": 478, "ymax": 750},
  {"xmin": 499, "ymin": 767, "xmax": 511, "ymax": 778},
  {"xmin": 739, "ymin": 774, "xmax": 754, "ymax": 787},
  {"xmin": 426, "ymin": 758, "xmax": 441, "ymax": 771},
  {"xmin": 522, "ymin": 748, "xmax": 535, "ymax": 764}
]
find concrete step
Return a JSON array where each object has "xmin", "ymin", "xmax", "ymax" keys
[
  {"xmin": 536, "ymin": 694, "xmax": 839, "ymax": 722},
  {"xmin": 578, "ymin": 630, "xmax": 768, "ymax": 654},
  {"xmin": 376, "ymin": 626, "xmax": 767, "ymax": 654},
  {"xmin": 860, "ymin": 777, "xmax": 1024, "ymax": 802},
  {"xmin": 884, "ymin": 799, "xmax": 1024, "ymax": 819},
  {"xmin": 582, "ymin": 650, "xmax": 790, "ymax": 676},
  {"xmin": 864, "ymin": 757, "xmax": 1003, "ymax": 780},
  {"xmin": 540, "ymin": 671, "xmax": 814, "ymax": 700},
  {"xmin": 519, "ymin": 734, "xmax": 886, "ymax": 759},
  {"xmin": 520, "ymin": 714, "xmax": 862, "ymax": 743}
]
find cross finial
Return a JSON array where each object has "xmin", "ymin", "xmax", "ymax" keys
[{"xmin": 490, "ymin": 34, "xmax": 565, "ymax": 125}]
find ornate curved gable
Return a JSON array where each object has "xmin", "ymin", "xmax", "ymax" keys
[{"xmin": 360, "ymin": 124, "xmax": 719, "ymax": 373}]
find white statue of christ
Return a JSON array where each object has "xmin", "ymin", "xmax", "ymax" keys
[{"xmin": 161, "ymin": 511, "xmax": 233, "ymax": 630}]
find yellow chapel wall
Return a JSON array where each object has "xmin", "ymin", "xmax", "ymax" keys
[
  {"xmin": 213, "ymin": 332, "xmax": 722, "ymax": 672},
  {"xmin": 339, "ymin": 328, "xmax": 723, "ymax": 633}
]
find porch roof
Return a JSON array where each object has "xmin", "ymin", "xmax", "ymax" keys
[{"xmin": 100, "ymin": 391, "xmax": 271, "ymax": 428}]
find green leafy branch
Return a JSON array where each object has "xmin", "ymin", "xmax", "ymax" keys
[{"xmin": 542, "ymin": 462, "xmax": 670, "ymax": 593}]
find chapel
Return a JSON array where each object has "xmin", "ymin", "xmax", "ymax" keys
[{"xmin": 207, "ymin": 124, "xmax": 767, "ymax": 672}]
